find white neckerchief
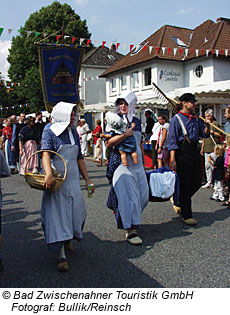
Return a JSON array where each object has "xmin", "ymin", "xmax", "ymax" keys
[{"xmin": 68, "ymin": 127, "xmax": 75, "ymax": 145}]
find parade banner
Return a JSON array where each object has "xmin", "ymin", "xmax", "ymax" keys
[{"xmin": 38, "ymin": 44, "xmax": 84, "ymax": 112}]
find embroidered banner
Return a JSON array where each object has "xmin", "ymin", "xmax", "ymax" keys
[{"xmin": 38, "ymin": 44, "xmax": 84, "ymax": 112}]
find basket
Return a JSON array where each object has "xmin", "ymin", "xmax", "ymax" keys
[{"xmin": 24, "ymin": 150, "xmax": 67, "ymax": 192}]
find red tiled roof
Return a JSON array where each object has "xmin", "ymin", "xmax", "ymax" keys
[{"xmin": 101, "ymin": 18, "xmax": 230, "ymax": 77}]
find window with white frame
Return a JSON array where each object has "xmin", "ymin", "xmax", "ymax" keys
[
  {"xmin": 144, "ymin": 68, "xmax": 151, "ymax": 86},
  {"xmin": 120, "ymin": 75, "xmax": 127, "ymax": 90},
  {"xmin": 131, "ymin": 71, "xmax": 139, "ymax": 89},
  {"xmin": 111, "ymin": 78, "xmax": 117, "ymax": 93}
]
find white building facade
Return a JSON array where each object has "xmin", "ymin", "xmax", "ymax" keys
[{"xmin": 101, "ymin": 18, "xmax": 230, "ymax": 127}]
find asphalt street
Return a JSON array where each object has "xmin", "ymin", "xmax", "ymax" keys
[{"xmin": 1, "ymin": 159, "xmax": 230, "ymax": 288}]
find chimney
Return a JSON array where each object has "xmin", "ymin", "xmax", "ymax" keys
[
  {"xmin": 216, "ymin": 17, "xmax": 230, "ymax": 25},
  {"xmin": 111, "ymin": 44, "xmax": 116, "ymax": 51}
]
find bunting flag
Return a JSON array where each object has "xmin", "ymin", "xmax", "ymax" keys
[
  {"xmin": 79, "ymin": 38, "xmax": 85, "ymax": 45},
  {"xmin": 26, "ymin": 31, "xmax": 32, "ymax": 37},
  {"xmin": 82, "ymin": 75, "xmax": 101, "ymax": 82},
  {"xmin": 0, "ymin": 103, "xmax": 31, "ymax": 111},
  {"xmin": 56, "ymin": 35, "xmax": 61, "ymax": 42},
  {"xmin": 0, "ymin": 81, "xmax": 20, "ymax": 87},
  {"xmin": 0, "ymin": 26, "xmax": 230, "ymax": 58}
]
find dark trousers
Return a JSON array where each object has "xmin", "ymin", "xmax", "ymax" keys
[
  {"xmin": 175, "ymin": 142, "xmax": 202, "ymax": 220},
  {"xmin": 151, "ymin": 140, "xmax": 157, "ymax": 167}
]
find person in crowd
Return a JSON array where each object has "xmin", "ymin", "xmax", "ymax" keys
[
  {"xmin": 223, "ymin": 136, "xmax": 230, "ymax": 208},
  {"xmin": 94, "ymin": 132, "xmax": 103, "ymax": 167},
  {"xmin": 150, "ymin": 120, "xmax": 160, "ymax": 169},
  {"xmin": 168, "ymin": 93, "xmax": 210, "ymax": 226},
  {"xmin": 224, "ymin": 107, "xmax": 230, "ymax": 134},
  {"xmin": 0, "ymin": 149, "xmax": 10, "ymax": 271},
  {"xmin": 11, "ymin": 112, "xmax": 26, "ymax": 168},
  {"xmin": 76, "ymin": 120, "xmax": 83, "ymax": 143},
  {"xmin": 200, "ymin": 109, "xmax": 222, "ymax": 188},
  {"xmin": 33, "ymin": 111, "xmax": 45, "ymax": 145},
  {"xmin": 0, "ymin": 118, "xmax": 17, "ymax": 174},
  {"xmin": 80, "ymin": 118, "xmax": 91, "ymax": 157},
  {"xmin": 106, "ymin": 91, "xmax": 149, "ymax": 245},
  {"xmin": 10, "ymin": 115, "xmax": 17, "ymax": 124},
  {"xmin": 18, "ymin": 116, "xmax": 40, "ymax": 175},
  {"xmin": 209, "ymin": 145, "xmax": 225, "ymax": 202},
  {"xmin": 101, "ymin": 118, "xmax": 112, "ymax": 166},
  {"xmin": 41, "ymin": 102, "xmax": 95, "ymax": 272},
  {"xmin": 144, "ymin": 110, "xmax": 155, "ymax": 140},
  {"xmin": 92, "ymin": 120, "xmax": 102, "ymax": 145},
  {"xmin": 155, "ymin": 115, "xmax": 170, "ymax": 168}
]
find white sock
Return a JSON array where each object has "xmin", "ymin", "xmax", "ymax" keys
[{"xmin": 58, "ymin": 246, "xmax": 66, "ymax": 260}]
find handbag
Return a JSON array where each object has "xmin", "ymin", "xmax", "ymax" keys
[{"xmin": 87, "ymin": 132, "xmax": 93, "ymax": 141}]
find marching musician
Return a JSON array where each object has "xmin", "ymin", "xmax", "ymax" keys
[{"xmin": 168, "ymin": 93, "xmax": 210, "ymax": 226}]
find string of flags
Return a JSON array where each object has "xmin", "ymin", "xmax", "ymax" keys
[
  {"xmin": 1, "ymin": 81, "xmax": 21, "ymax": 87},
  {"xmin": 0, "ymin": 104, "xmax": 31, "ymax": 111},
  {"xmin": 1, "ymin": 27, "xmax": 230, "ymax": 56},
  {"xmin": 82, "ymin": 76, "xmax": 100, "ymax": 82}
]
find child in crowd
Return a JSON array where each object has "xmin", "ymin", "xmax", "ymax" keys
[
  {"xmin": 104, "ymin": 111, "xmax": 138, "ymax": 167},
  {"xmin": 209, "ymin": 144, "xmax": 225, "ymax": 202},
  {"xmin": 223, "ymin": 136, "xmax": 230, "ymax": 207},
  {"xmin": 94, "ymin": 132, "xmax": 103, "ymax": 167}
]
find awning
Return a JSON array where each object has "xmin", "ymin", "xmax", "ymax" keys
[
  {"xmin": 167, "ymin": 80, "xmax": 230, "ymax": 104},
  {"xmin": 136, "ymin": 92, "xmax": 168, "ymax": 109},
  {"xmin": 83, "ymin": 103, "xmax": 107, "ymax": 113},
  {"xmin": 135, "ymin": 81, "xmax": 230, "ymax": 107}
]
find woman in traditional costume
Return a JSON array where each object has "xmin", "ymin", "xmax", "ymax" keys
[
  {"xmin": 19, "ymin": 116, "xmax": 39, "ymax": 175},
  {"xmin": 41, "ymin": 102, "xmax": 94, "ymax": 272},
  {"xmin": 106, "ymin": 91, "xmax": 149, "ymax": 245},
  {"xmin": 1, "ymin": 118, "xmax": 17, "ymax": 174}
]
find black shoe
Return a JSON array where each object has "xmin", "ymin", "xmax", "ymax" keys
[{"xmin": 0, "ymin": 259, "xmax": 4, "ymax": 272}]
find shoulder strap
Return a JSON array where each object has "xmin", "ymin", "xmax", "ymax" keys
[{"xmin": 175, "ymin": 114, "xmax": 191, "ymax": 143}]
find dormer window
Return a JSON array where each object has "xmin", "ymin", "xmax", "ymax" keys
[
  {"xmin": 131, "ymin": 42, "xmax": 148, "ymax": 56},
  {"xmin": 170, "ymin": 36, "xmax": 187, "ymax": 47},
  {"xmin": 108, "ymin": 54, "xmax": 115, "ymax": 60}
]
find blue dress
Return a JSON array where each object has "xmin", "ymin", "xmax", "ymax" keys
[
  {"xmin": 40, "ymin": 126, "xmax": 86, "ymax": 251},
  {"xmin": 106, "ymin": 117, "xmax": 149, "ymax": 229}
]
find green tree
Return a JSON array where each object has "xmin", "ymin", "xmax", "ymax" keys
[{"xmin": 7, "ymin": 1, "xmax": 92, "ymax": 112}]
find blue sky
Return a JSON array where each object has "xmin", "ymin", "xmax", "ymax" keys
[{"xmin": 0, "ymin": 0, "xmax": 230, "ymax": 79}]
